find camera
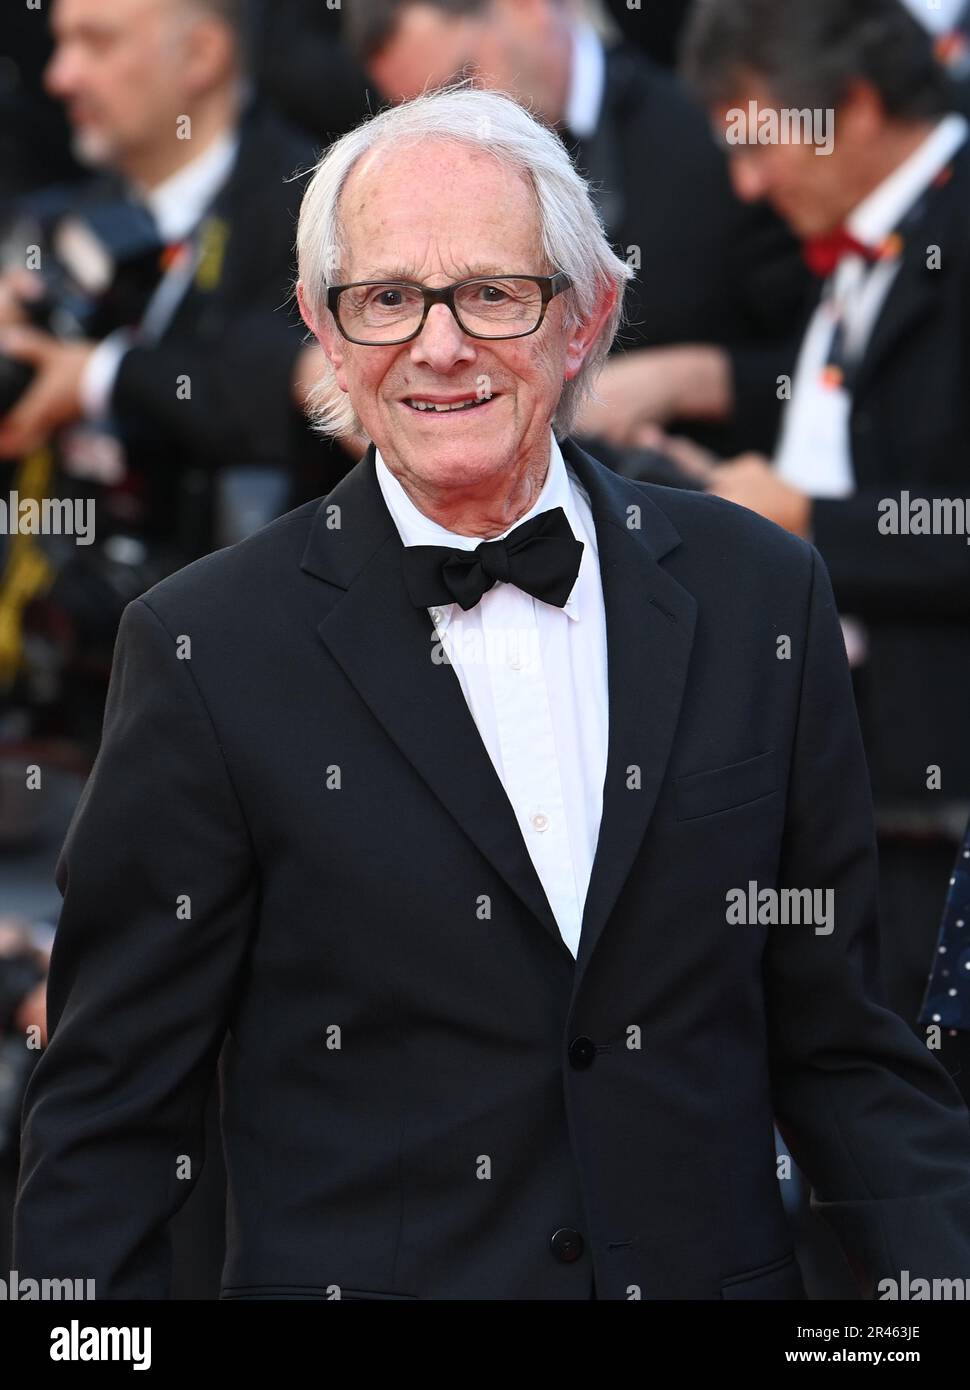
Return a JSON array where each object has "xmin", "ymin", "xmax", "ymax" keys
[{"xmin": 0, "ymin": 192, "xmax": 168, "ymax": 415}]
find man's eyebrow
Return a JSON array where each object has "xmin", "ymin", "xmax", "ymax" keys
[
  {"xmin": 51, "ymin": 19, "xmax": 121, "ymax": 40},
  {"xmin": 350, "ymin": 265, "xmax": 520, "ymax": 282}
]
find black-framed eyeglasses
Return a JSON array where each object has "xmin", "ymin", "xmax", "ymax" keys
[{"xmin": 325, "ymin": 271, "xmax": 572, "ymax": 345}]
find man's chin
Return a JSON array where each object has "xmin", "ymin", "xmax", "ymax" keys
[
  {"xmin": 69, "ymin": 128, "xmax": 119, "ymax": 171},
  {"xmin": 390, "ymin": 430, "xmax": 514, "ymax": 484}
]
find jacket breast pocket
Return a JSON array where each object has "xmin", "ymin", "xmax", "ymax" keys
[
  {"xmin": 673, "ymin": 749, "xmax": 778, "ymax": 822},
  {"xmin": 720, "ymin": 1251, "xmax": 806, "ymax": 1300}
]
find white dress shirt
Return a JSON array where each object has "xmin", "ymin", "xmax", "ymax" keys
[
  {"xmin": 375, "ymin": 431, "xmax": 610, "ymax": 959},
  {"xmin": 898, "ymin": 0, "xmax": 966, "ymax": 35},
  {"xmin": 773, "ymin": 112, "xmax": 968, "ymax": 668},
  {"xmin": 80, "ymin": 128, "xmax": 240, "ymax": 419},
  {"xmin": 565, "ymin": 21, "xmax": 607, "ymax": 139}
]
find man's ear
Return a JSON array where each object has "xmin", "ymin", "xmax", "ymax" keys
[
  {"xmin": 563, "ymin": 282, "xmax": 618, "ymax": 381},
  {"xmin": 296, "ymin": 280, "xmax": 348, "ymax": 388},
  {"xmin": 181, "ymin": 16, "xmax": 238, "ymax": 98},
  {"xmin": 296, "ymin": 280, "xmax": 322, "ymax": 340},
  {"xmin": 838, "ymin": 78, "xmax": 887, "ymax": 145}
]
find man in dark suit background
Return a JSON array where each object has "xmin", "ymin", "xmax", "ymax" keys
[
  {"xmin": 248, "ymin": 0, "xmax": 373, "ymax": 146},
  {"xmin": 13, "ymin": 84, "xmax": 970, "ymax": 1300},
  {"xmin": 0, "ymin": 0, "xmax": 353, "ymax": 610},
  {"xmin": 344, "ymin": 0, "xmax": 813, "ymax": 458},
  {"xmin": 601, "ymin": 0, "xmax": 693, "ymax": 70},
  {"xmin": 661, "ymin": 0, "xmax": 970, "ymax": 1101},
  {"xmin": 0, "ymin": 0, "xmax": 362, "ymax": 762}
]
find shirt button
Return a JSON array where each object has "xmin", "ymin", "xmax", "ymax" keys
[
  {"xmin": 430, "ymin": 608, "xmax": 443, "ymax": 624},
  {"xmin": 531, "ymin": 812, "xmax": 549, "ymax": 832},
  {"xmin": 508, "ymin": 652, "xmax": 523, "ymax": 670}
]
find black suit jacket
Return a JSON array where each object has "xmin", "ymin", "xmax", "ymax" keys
[
  {"xmin": 251, "ymin": 0, "xmax": 372, "ymax": 146},
  {"xmin": 569, "ymin": 43, "xmax": 813, "ymax": 453},
  {"xmin": 14, "ymin": 438, "xmax": 970, "ymax": 1299},
  {"xmin": 788, "ymin": 138, "xmax": 970, "ymax": 804}
]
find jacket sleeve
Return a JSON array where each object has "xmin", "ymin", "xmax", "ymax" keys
[
  {"xmin": 766, "ymin": 544, "xmax": 970, "ymax": 1297},
  {"xmin": 810, "ymin": 487, "xmax": 970, "ymax": 618},
  {"xmin": 13, "ymin": 596, "xmax": 258, "ymax": 1298},
  {"xmin": 110, "ymin": 312, "xmax": 305, "ymax": 468}
]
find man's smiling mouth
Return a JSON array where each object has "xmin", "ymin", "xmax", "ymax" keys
[{"xmin": 401, "ymin": 391, "xmax": 497, "ymax": 413}]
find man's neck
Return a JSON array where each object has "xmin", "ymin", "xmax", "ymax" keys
[
  {"xmin": 391, "ymin": 443, "xmax": 552, "ymax": 539},
  {"xmin": 125, "ymin": 88, "xmax": 241, "ymax": 194},
  {"xmin": 841, "ymin": 117, "xmax": 940, "ymax": 221}
]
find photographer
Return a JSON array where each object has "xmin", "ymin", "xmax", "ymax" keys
[{"xmin": 0, "ymin": 0, "xmax": 355, "ymax": 745}]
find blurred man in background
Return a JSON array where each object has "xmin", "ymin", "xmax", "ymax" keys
[
  {"xmin": 673, "ymin": 0, "xmax": 970, "ymax": 1099},
  {"xmin": 0, "ymin": 0, "xmax": 355, "ymax": 749}
]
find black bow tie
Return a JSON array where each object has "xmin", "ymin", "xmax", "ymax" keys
[{"xmin": 401, "ymin": 506, "xmax": 584, "ymax": 613}]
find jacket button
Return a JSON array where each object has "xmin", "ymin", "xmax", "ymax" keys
[
  {"xmin": 568, "ymin": 1035, "xmax": 596, "ymax": 1068},
  {"xmin": 550, "ymin": 1227, "xmax": 585, "ymax": 1263}
]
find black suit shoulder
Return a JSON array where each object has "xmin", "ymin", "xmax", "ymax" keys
[
  {"xmin": 214, "ymin": 99, "xmax": 320, "ymax": 256},
  {"xmin": 634, "ymin": 476, "xmax": 816, "ymax": 582},
  {"xmin": 135, "ymin": 496, "xmax": 321, "ymax": 630},
  {"xmin": 230, "ymin": 99, "xmax": 321, "ymax": 188},
  {"xmin": 133, "ymin": 462, "xmax": 818, "ymax": 653}
]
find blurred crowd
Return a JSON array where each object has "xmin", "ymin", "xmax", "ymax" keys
[{"xmin": 1, "ymin": 0, "xmax": 969, "ymax": 1297}]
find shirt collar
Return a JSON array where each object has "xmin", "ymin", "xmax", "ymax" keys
[
  {"xmin": 565, "ymin": 21, "xmax": 606, "ymax": 139},
  {"xmin": 375, "ymin": 430, "xmax": 585, "ymax": 625},
  {"xmin": 898, "ymin": 0, "xmax": 967, "ymax": 36},
  {"xmin": 847, "ymin": 112, "xmax": 969, "ymax": 248},
  {"xmin": 136, "ymin": 128, "xmax": 240, "ymax": 245}
]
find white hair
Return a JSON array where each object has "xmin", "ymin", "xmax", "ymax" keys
[{"xmin": 293, "ymin": 81, "xmax": 634, "ymax": 441}]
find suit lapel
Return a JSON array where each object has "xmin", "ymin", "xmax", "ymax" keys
[
  {"xmin": 852, "ymin": 146, "xmax": 968, "ymax": 403},
  {"xmin": 300, "ymin": 439, "xmax": 696, "ymax": 970},
  {"xmin": 300, "ymin": 445, "xmax": 567, "ymax": 954},
  {"xmin": 559, "ymin": 439, "xmax": 697, "ymax": 977}
]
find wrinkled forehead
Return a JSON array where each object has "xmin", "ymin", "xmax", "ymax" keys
[{"xmin": 336, "ymin": 136, "xmax": 546, "ymax": 281}]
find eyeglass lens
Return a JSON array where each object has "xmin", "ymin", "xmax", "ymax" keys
[{"xmin": 338, "ymin": 278, "xmax": 545, "ymax": 342}]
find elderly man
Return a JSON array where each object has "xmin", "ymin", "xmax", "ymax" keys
[{"xmin": 13, "ymin": 86, "xmax": 970, "ymax": 1301}]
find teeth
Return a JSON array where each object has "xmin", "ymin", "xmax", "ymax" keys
[{"xmin": 406, "ymin": 395, "xmax": 492, "ymax": 411}]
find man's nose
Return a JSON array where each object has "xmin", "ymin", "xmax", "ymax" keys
[
  {"xmin": 409, "ymin": 302, "xmax": 476, "ymax": 368},
  {"xmin": 729, "ymin": 154, "xmax": 767, "ymax": 203},
  {"xmin": 44, "ymin": 46, "xmax": 80, "ymax": 100}
]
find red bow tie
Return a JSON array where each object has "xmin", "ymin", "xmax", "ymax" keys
[{"xmin": 802, "ymin": 227, "xmax": 884, "ymax": 279}]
